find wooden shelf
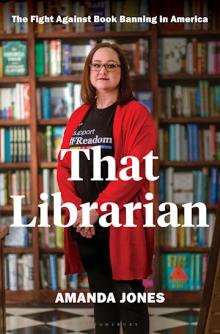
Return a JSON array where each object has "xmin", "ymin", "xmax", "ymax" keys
[
  {"xmin": 0, "ymin": 120, "xmax": 30, "ymax": 126},
  {"xmin": 6, "ymin": 289, "xmax": 202, "ymax": 307},
  {"xmin": 0, "ymin": 205, "xmax": 32, "ymax": 213},
  {"xmin": 37, "ymin": 73, "xmax": 147, "ymax": 84},
  {"xmin": 40, "ymin": 162, "xmax": 57, "ymax": 169},
  {"xmin": 38, "ymin": 118, "xmax": 67, "ymax": 126},
  {"xmin": 160, "ymin": 246, "xmax": 210, "ymax": 253},
  {"xmin": 37, "ymin": 74, "xmax": 82, "ymax": 83},
  {"xmin": 158, "ymin": 29, "xmax": 220, "ymax": 37},
  {"xmin": 205, "ymin": 204, "xmax": 218, "ymax": 210},
  {"xmin": 160, "ymin": 117, "xmax": 220, "ymax": 124},
  {"xmin": 6, "ymin": 289, "xmax": 90, "ymax": 304},
  {"xmin": 40, "ymin": 247, "xmax": 64, "ymax": 253},
  {"xmin": 6, "ymin": 291, "xmax": 37, "ymax": 304},
  {"xmin": 37, "ymin": 289, "xmax": 90, "ymax": 305},
  {"xmin": 160, "ymin": 161, "xmax": 220, "ymax": 167},
  {"xmin": 36, "ymin": 30, "xmax": 152, "ymax": 40},
  {"xmin": 0, "ymin": 77, "xmax": 29, "ymax": 84},
  {"xmin": 0, "ymin": 33, "xmax": 28, "ymax": 40},
  {"xmin": 4, "ymin": 247, "xmax": 34, "ymax": 254},
  {"xmin": 162, "ymin": 291, "xmax": 202, "ymax": 306},
  {"xmin": 159, "ymin": 74, "xmax": 220, "ymax": 81},
  {"xmin": 0, "ymin": 162, "xmax": 30, "ymax": 169}
]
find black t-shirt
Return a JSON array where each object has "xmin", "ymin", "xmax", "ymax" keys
[{"xmin": 69, "ymin": 103, "xmax": 117, "ymax": 238}]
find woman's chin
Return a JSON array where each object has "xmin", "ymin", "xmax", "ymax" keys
[{"xmin": 95, "ymin": 86, "xmax": 117, "ymax": 93}]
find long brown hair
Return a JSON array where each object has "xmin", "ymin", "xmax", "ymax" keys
[{"xmin": 81, "ymin": 43, "xmax": 134, "ymax": 105}]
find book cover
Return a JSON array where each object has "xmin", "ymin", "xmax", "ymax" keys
[
  {"xmin": 0, "ymin": 1, "xmax": 220, "ymax": 333},
  {"xmin": 2, "ymin": 41, "xmax": 27, "ymax": 76}
]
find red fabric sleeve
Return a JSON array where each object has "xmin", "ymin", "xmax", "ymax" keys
[{"xmin": 95, "ymin": 106, "xmax": 157, "ymax": 213}]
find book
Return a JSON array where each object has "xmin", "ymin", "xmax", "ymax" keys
[
  {"xmin": 159, "ymin": 38, "xmax": 187, "ymax": 74},
  {"xmin": 161, "ymin": 253, "xmax": 208, "ymax": 291},
  {"xmin": 0, "ymin": 127, "xmax": 30, "ymax": 163},
  {"xmin": 5, "ymin": 254, "xmax": 34, "ymax": 291},
  {"xmin": 2, "ymin": 41, "xmax": 27, "ymax": 76},
  {"xmin": 0, "ymin": 216, "xmax": 31, "ymax": 247},
  {"xmin": 40, "ymin": 255, "xmax": 77, "ymax": 290},
  {"xmin": 0, "ymin": 170, "xmax": 31, "ymax": 205},
  {"xmin": 52, "ymin": 127, "xmax": 65, "ymax": 161}
]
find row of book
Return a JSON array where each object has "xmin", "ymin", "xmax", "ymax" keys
[
  {"xmin": 4, "ymin": 254, "xmax": 34, "ymax": 291},
  {"xmin": 1, "ymin": 211, "xmax": 216, "ymax": 250},
  {"xmin": 159, "ymin": 213, "xmax": 215, "ymax": 248},
  {"xmin": 0, "ymin": 216, "xmax": 32, "ymax": 247},
  {"xmin": 40, "ymin": 169, "xmax": 59, "ymax": 197},
  {"xmin": 159, "ymin": 38, "xmax": 220, "ymax": 75},
  {"xmin": 161, "ymin": 253, "xmax": 208, "ymax": 291},
  {"xmin": 1, "ymin": 39, "xmax": 147, "ymax": 78},
  {"xmin": 159, "ymin": 124, "xmax": 220, "ymax": 161},
  {"xmin": 37, "ymin": 84, "xmax": 81, "ymax": 119},
  {"xmin": 160, "ymin": 167, "xmax": 220, "ymax": 204},
  {"xmin": 0, "ymin": 1, "xmax": 28, "ymax": 34},
  {"xmin": 4, "ymin": 251, "xmax": 209, "ymax": 292},
  {"xmin": 0, "ymin": 170, "xmax": 31, "ymax": 205},
  {"xmin": 0, "ymin": 41, "xmax": 27, "ymax": 77},
  {"xmin": 39, "ymin": 225, "xmax": 64, "ymax": 249},
  {"xmin": 5, "ymin": 38, "xmax": 220, "ymax": 79},
  {"xmin": 0, "ymin": 84, "xmax": 30, "ymax": 120},
  {"xmin": 0, "ymin": 127, "xmax": 31, "ymax": 163},
  {"xmin": 36, "ymin": 0, "xmax": 150, "ymax": 33},
  {"xmin": 35, "ymin": 38, "xmax": 149, "ymax": 77},
  {"xmin": 40, "ymin": 255, "xmax": 89, "ymax": 290},
  {"xmin": 41, "ymin": 126, "xmax": 64, "ymax": 162},
  {"xmin": 35, "ymin": 41, "xmax": 91, "ymax": 77},
  {"xmin": 159, "ymin": 82, "xmax": 220, "ymax": 118},
  {"xmin": 2, "ymin": 0, "xmax": 220, "ymax": 35},
  {"xmin": 36, "ymin": 86, "xmax": 153, "ymax": 120},
  {"xmin": 0, "ymin": 216, "xmax": 63, "ymax": 249},
  {"xmin": 159, "ymin": 0, "xmax": 220, "ymax": 31},
  {"xmin": 2, "ymin": 0, "xmax": 220, "ymax": 34}
]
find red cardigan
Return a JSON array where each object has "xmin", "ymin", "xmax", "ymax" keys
[{"xmin": 57, "ymin": 100, "xmax": 157, "ymax": 280}]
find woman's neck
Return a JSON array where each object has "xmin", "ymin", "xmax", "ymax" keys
[{"xmin": 96, "ymin": 91, "xmax": 118, "ymax": 109}]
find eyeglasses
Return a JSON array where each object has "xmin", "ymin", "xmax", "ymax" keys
[{"xmin": 90, "ymin": 62, "xmax": 121, "ymax": 72}]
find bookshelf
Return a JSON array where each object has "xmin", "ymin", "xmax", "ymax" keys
[
  {"xmin": 0, "ymin": 0, "xmax": 220, "ymax": 305},
  {"xmin": 157, "ymin": 0, "xmax": 220, "ymax": 302}
]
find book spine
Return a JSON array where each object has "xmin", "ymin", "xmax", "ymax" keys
[
  {"xmin": 49, "ymin": 255, "xmax": 58, "ymax": 290},
  {"xmin": 23, "ymin": 83, "xmax": 30, "ymax": 120},
  {"xmin": 8, "ymin": 254, "xmax": 18, "ymax": 291}
]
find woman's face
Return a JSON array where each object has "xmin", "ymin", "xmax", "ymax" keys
[{"xmin": 90, "ymin": 47, "xmax": 121, "ymax": 94}]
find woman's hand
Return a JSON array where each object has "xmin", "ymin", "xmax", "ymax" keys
[
  {"xmin": 79, "ymin": 226, "xmax": 95, "ymax": 238},
  {"xmin": 74, "ymin": 209, "xmax": 99, "ymax": 238}
]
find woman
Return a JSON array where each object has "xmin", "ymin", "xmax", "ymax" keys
[{"xmin": 57, "ymin": 42, "xmax": 156, "ymax": 334}]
